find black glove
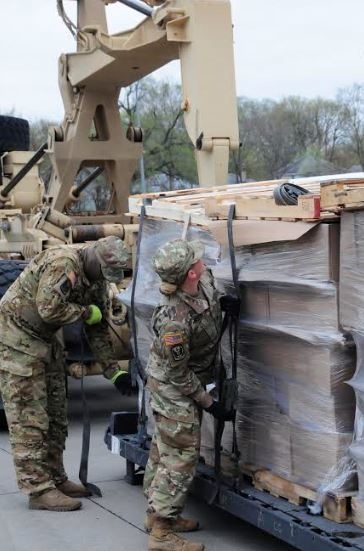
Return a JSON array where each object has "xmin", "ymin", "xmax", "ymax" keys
[
  {"xmin": 219, "ymin": 295, "xmax": 240, "ymax": 316},
  {"xmin": 204, "ymin": 400, "xmax": 234, "ymax": 421},
  {"xmin": 113, "ymin": 370, "xmax": 132, "ymax": 396}
]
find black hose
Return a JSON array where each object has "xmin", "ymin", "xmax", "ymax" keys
[
  {"xmin": 73, "ymin": 167, "xmax": 104, "ymax": 198},
  {"xmin": 1, "ymin": 141, "xmax": 47, "ymax": 198},
  {"xmin": 273, "ymin": 183, "xmax": 310, "ymax": 206}
]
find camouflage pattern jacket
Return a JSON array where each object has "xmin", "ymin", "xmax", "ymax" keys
[
  {"xmin": 147, "ymin": 269, "xmax": 222, "ymax": 422},
  {"xmin": 0, "ymin": 246, "xmax": 117, "ymax": 377}
]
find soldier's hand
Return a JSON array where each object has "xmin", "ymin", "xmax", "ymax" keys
[
  {"xmin": 111, "ymin": 369, "xmax": 132, "ymax": 396},
  {"xmin": 204, "ymin": 400, "xmax": 234, "ymax": 421},
  {"xmin": 219, "ymin": 295, "xmax": 240, "ymax": 316},
  {"xmin": 84, "ymin": 304, "xmax": 102, "ymax": 325}
]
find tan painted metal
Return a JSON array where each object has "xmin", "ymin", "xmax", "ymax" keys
[
  {"xmin": 47, "ymin": 0, "xmax": 239, "ymax": 216},
  {"xmin": 0, "ymin": 152, "xmax": 44, "ymax": 213}
]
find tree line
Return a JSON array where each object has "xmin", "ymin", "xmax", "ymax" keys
[{"xmin": 20, "ymin": 80, "xmax": 364, "ymax": 204}]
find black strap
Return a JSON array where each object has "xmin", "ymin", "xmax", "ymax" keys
[
  {"xmin": 227, "ymin": 205, "xmax": 240, "ymax": 465},
  {"xmin": 210, "ymin": 204, "xmax": 240, "ymax": 503},
  {"xmin": 129, "ymin": 204, "xmax": 148, "ymax": 447},
  {"xmin": 78, "ymin": 326, "xmax": 102, "ymax": 497}
]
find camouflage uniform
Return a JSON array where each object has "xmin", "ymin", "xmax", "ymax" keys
[
  {"xmin": 143, "ymin": 240, "xmax": 222, "ymax": 519},
  {"xmin": 0, "ymin": 238, "xmax": 127, "ymax": 496}
]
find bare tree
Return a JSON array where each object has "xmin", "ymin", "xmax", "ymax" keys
[{"xmin": 338, "ymin": 84, "xmax": 364, "ymax": 169}]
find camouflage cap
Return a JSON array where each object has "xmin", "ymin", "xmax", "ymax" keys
[
  {"xmin": 153, "ymin": 239, "xmax": 204, "ymax": 285},
  {"xmin": 94, "ymin": 236, "xmax": 129, "ymax": 283}
]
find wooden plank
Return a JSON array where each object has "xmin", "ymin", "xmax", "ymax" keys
[
  {"xmin": 141, "ymin": 204, "xmax": 210, "ymax": 226},
  {"xmin": 321, "ymin": 181, "xmax": 364, "ymax": 208},
  {"xmin": 252, "ymin": 469, "xmax": 316, "ymax": 506},
  {"xmin": 235, "ymin": 194, "xmax": 321, "ymax": 220},
  {"xmin": 323, "ymin": 491, "xmax": 354, "ymax": 523},
  {"xmin": 204, "ymin": 196, "xmax": 234, "ymax": 218},
  {"xmin": 129, "ymin": 179, "xmax": 291, "ymax": 202}
]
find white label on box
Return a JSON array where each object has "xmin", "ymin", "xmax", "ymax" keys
[{"xmin": 111, "ymin": 435, "xmax": 120, "ymax": 455}]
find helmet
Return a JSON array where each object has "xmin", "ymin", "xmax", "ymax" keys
[
  {"xmin": 153, "ymin": 239, "xmax": 204, "ymax": 285},
  {"xmin": 93, "ymin": 236, "xmax": 129, "ymax": 283}
]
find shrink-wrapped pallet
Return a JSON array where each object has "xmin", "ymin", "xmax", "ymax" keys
[
  {"xmin": 121, "ymin": 217, "xmax": 356, "ymax": 495},
  {"xmin": 219, "ymin": 222, "xmax": 355, "ymax": 493},
  {"xmin": 339, "ymin": 213, "xmax": 364, "ymax": 506}
]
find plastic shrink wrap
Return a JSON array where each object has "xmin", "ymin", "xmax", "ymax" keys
[
  {"xmin": 121, "ymin": 218, "xmax": 356, "ymax": 495},
  {"xmin": 340, "ymin": 213, "xmax": 364, "ymax": 505}
]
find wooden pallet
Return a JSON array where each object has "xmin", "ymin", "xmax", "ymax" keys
[
  {"xmin": 244, "ymin": 466, "xmax": 355, "ymax": 523},
  {"xmin": 128, "ymin": 175, "xmax": 364, "ymax": 222},
  {"xmin": 128, "ymin": 181, "xmax": 332, "ymax": 223}
]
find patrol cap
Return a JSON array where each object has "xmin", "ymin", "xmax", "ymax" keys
[
  {"xmin": 94, "ymin": 236, "xmax": 129, "ymax": 283},
  {"xmin": 153, "ymin": 239, "xmax": 204, "ymax": 285}
]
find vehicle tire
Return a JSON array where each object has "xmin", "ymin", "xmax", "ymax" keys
[
  {"xmin": 0, "ymin": 259, "xmax": 27, "ymax": 298},
  {"xmin": 0, "ymin": 115, "xmax": 30, "ymax": 154}
]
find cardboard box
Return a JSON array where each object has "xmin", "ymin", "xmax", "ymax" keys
[
  {"xmin": 213, "ymin": 222, "xmax": 340, "ymax": 284},
  {"xmin": 291, "ymin": 426, "xmax": 352, "ymax": 490},
  {"xmin": 282, "ymin": 381, "xmax": 355, "ymax": 433},
  {"xmin": 238, "ymin": 410, "xmax": 292, "ymax": 479},
  {"xmin": 241, "ymin": 284, "xmax": 340, "ymax": 334},
  {"xmin": 236, "ymin": 326, "xmax": 355, "ymax": 393},
  {"xmin": 340, "ymin": 211, "xmax": 364, "ymax": 331}
]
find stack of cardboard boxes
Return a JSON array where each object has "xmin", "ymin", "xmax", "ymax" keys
[{"xmin": 216, "ymin": 223, "xmax": 356, "ymax": 491}]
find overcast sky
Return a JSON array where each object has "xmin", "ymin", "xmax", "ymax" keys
[{"xmin": 1, "ymin": 0, "xmax": 364, "ymax": 121}]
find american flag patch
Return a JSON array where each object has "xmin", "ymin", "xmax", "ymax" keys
[{"xmin": 163, "ymin": 332, "xmax": 184, "ymax": 347}]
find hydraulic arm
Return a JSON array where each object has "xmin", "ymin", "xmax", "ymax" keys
[{"xmin": 47, "ymin": 0, "xmax": 239, "ymax": 218}]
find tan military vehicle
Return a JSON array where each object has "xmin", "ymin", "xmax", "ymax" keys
[{"xmin": 0, "ymin": 0, "xmax": 239, "ymax": 427}]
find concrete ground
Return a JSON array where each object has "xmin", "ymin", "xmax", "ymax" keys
[{"xmin": 0, "ymin": 376, "xmax": 295, "ymax": 551}]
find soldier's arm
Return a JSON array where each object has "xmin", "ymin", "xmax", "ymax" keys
[
  {"xmin": 84, "ymin": 282, "xmax": 118, "ymax": 375},
  {"xmin": 159, "ymin": 320, "xmax": 212, "ymax": 408},
  {"xmin": 36, "ymin": 261, "xmax": 87, "ymax": 324}
]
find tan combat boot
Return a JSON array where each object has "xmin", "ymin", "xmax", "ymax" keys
[
  {"xmin": 145, "ymin": 510, "xmax": 199, "ymax": 533},
  {"xmin": 29, "ymin": 488, "xmax": 82, "ymax": 511},
  {"xmin": 57, "ymin": 480, "xmax": 92, "ymax": 498},
  {"xmin": 148, "ymin": 517, "xmax": 204, "ymax": 551}
]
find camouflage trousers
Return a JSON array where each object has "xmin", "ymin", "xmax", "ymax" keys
[
  {"xmin": 143, "ymin": 412, "xmax": 201, "ymax": 519},
  {"xmin": 0, "ymin": 340, "xmax": 68, "ymax": 496}
]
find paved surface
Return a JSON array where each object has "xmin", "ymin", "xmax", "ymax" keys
[{"xmin": 0, "ymin": 376, "xmax": 295, "ymax": 551}]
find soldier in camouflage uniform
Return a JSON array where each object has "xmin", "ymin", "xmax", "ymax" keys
[
  {"xmin": 0, "ymin": 236, "xmax": 132, "ymax": 512},
  {"xmin": 144, "ymin": 239, "xmax": 232, "ymax": 551}
]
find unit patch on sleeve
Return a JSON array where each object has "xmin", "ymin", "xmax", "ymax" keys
[
  {"xmin": 54, "ymin": 275, "xmax": 72, "ymax": 298},
  {"xmin": 170, "ymin": 344, "xmax": 186, "ymax": 362}
]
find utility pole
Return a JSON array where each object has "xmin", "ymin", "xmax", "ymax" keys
[{"xmin": 135, "ymin": 84, "xmax": 146, "ymax": 193}]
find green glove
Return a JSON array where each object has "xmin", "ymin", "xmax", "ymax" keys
[
  {"xmin": 84, "ymin": 304, "xmax": 102, "ymax": 325},
  {"xmin": 111, "ymin": 369, "xmax": 132, "ymax": 395}
]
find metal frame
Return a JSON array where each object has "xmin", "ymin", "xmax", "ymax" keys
[{"xmin": 105, "ymin": 412, "xmax": 364, "ymax": 551}]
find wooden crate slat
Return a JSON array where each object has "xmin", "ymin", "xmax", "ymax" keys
[
  {"xmin": 235, "ymin": 194, "xmax": 321, "ymax": 220},
  {"xmin": 321, "ymin": 181, "xmax": 364, "ymax": 209}
]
